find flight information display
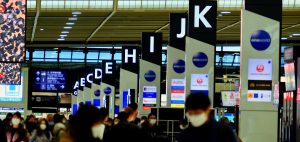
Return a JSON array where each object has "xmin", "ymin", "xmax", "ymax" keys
[
  {"xmin": 33, "ymin": 70, "xmax": 67, "ymax": 92},
  {"xmin": 0, "ymin": 0, "xmax": 26, "ymax": 62},
  {"xmin": 0, "ymin": 63, "xmax": 21, "ymax": 85},
  {"xmin": 0, "ymin": 73, "xmax": 23, "ymax": 102}
]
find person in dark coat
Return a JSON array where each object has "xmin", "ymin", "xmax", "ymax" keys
[
  {"xmin": 179, "ymin": 93, "xmax": 238, "ymax": 142},
  {"xmin": 105, "ymin": 111, "xmax": 145, "ymax": 142},
  {"xmin": 4, "ymin": 112, "xmax": 29, "ymax": 142},
  {"xmin": 141, "ymin": 113, "xmax": 167, "ymax": 142}
]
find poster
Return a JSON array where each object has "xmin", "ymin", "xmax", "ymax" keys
[
  {"xmin": 0, "ymin": 73, "xmax": 23, "ymax": 102},
  {"xmin": 190, "ymin": 74, "xmax": 209, "ymax": 95},
  {"xmin": 142, "ymin": 86, "xmax": 157, "ymax": 110},
  {"xmin": 284, "ymin": 63, "xmax": 296, "ymax": 91},
  {"xmin": 247, "ymin": 59, "xmax": 273, "ymax": 102},
  {"xmin": 221, "ymin": 91, "xmax": 240, "ymax": 106},
  {"xmin": 171, "ymin": 79, "xmax": 185, "ymax": 108}
]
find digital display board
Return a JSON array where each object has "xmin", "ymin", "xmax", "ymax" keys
[
  {"xmin": 221, "ymin": 91, "xmax": 240, "ymax": 107},
  {"xmin": 171, "ymin": 79, "xmax": 185, "ymax": 108},
  {"xmin": 0, "ymin": 73, "xmax": 23, "ymax": 102},
  {"xmin": 143, "ymin": 86, "xmax": 157, "ymax": 110},
  {"xmin": 0, "ymin": 0, "xmax": 26, "ymax": 62},
  {"xmin": 33, "ymin": 70, "xmax": 67, "ymax": 92},
  {"xmin": 0, "ymin": 63, "xmax": 21, "ymax": 85},
  {"xmin": 284, "ymin": 62, "xmax": 296, "ymax": 91}
]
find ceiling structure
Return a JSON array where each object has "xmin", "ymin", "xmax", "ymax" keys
[{"xmin": 26, "ymin": 0, "xmax": 300, "ymax": 45}]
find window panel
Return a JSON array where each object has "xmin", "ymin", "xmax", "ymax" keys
[
  {"xmin": 87, "ymin": 51, "xmax": 99, "ymax": 60},
  {"xmin": 33, "ymin": 50, "xmax": 44, "ymax": 59},
  {"xmin": 100, "ymin": 52, "xmax": 112, "ymax": 60},
  {"xmin": 114, "ymin": 52, "xmax": 122, "ymax": 61},
  {"xmin": 72, "ymin": 50, "xmax": 85, "ymax": 59},
  {"xmin": 45, "ymin": 50, "xmax": 58, "ymax": 59}
]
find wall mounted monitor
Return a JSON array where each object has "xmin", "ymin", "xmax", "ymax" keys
[
  {"xmin": 0, "ymin": 73, "xmax": 23, "ymax": 102},
  {"xmin": 0, "ymin": 63, "xmax": 21, "ymax": 85}
]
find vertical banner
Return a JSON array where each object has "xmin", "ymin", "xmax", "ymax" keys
[
  {"xmin": 101, "ymin": 60, "xmax": 116, "ymax": 118},
  {"xmin": 239, "ymin": 0, "xmax": 281, "ymax": 141},
  {"xmin": 119, "ymin": 46, "xmax": 139, "ymax": 109},
  {"xmin": 139, "ymin": 32, "xmax": 162, "ymax": 116},
  {"xmin": 84, "ymin": 69, "xmax": 94, "ymax": 105},
  {"xmin": 92, "ymin": 68, "xmax": 102, "ymax": 108},
  {"xmin": 185, "ymin": 0, "xmax": 217, "ymax": 106},
  {"xmin": 166, "ymin": 13, "xmax": 187, "ymax": 108},
  {"xmin": 72, "ymin": 79, "xmax": 79, "ymax": 115}
]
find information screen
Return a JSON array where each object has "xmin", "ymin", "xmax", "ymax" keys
[
  {"xmin": 0, "ymin": 0, "xmax": 26, "ymax": 62},
  {"xmin": 143, "ymin": 86, "xmax": 157, "ymax": 110},
  {"xmin": 0, "ymin": 73, "xmax": 23, "ymax": 102},
  {"xmin": 33, "ymin": 70, "xmax": 67, "ymax": 92},
  {"xmin": 0, "ymin": 63, "xmax": 21, "ymax": 85},
  {"xmin": 284, "ymin": 62, "xmax": 296, "ymax": 91}
]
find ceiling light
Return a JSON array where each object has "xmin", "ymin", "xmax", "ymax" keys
[
  {"xmin": 40, "ymin": 28, "xmax": 44, "ymax": 31},
  {"xmin": 289, "ymin": 35, "xmax": 293, "ymax": 38},
  {"xmin": 60, "ymin": 34, "xmax": 68, "ymax": 37},
  {"xmin": 281, "ymin": 37, "xmax": 288, "ymax": 40},
  {"xmin": 73, "ymin": 15, "xmax": 77, "ymax": 17},
  {"xmin": 66, "ymin": 22, "xmax": 75, "ymax": 25},
  {"xmin": 72, "ymin": 11, "xmax": 82, "ymax": 15},
  {"xmin": 64, "ymin": 26, "xmax": 72, "ymax": 29},
  {"xmin": 61, "ymin": 31, "xmax": 69, "ymax": 34},
  {"xmin": 292, "ymin": 33, "xmax": 300, "ymax": 36},
  {"xmin": 57, "ymin": 38, "xmax": 65, "ymax": 41},
  {"xmin": 221, "ymin": 11, "xmax": 231, "ymax": 14},
  {"xmin": 68, "ymin": 17, "xmax": 77, "ymax": 21},
  {"xmin": 218, "ymin": 14, "xmax": 223, "ymax": 17}
]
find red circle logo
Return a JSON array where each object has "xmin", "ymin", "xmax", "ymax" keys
[
  {"xmin": 0, "ymin": 73, "xmax": 5, "ymax": 78},
  {"xmin": 197, "ymin": 79, "xmax": 203, "ymax": 84},
  {"xmin": 0, "ymin": 6, "xmax": 5, "ymax": 13},
  {"xmin": 256, "ymin": 65, "xmax": 264, "ymax": 72}
]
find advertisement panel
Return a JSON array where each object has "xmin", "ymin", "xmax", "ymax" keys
[
  {"xmin": 284, "ymin": 62, "xmax": 296, "ymax": 91},
  {"xmin": 221, "ymin": 91, "xmax": 240, "ymax": 107},
  {"xmin": 0, "ymin": 73, "xmax": 23, "ymax": 102},
  {"xmin": 190, "ymin": 74, "xmax": 209, "ymax": 96},
  {"xmin": 171, "ymin": 79, "xmax": 185, "ymax": 108},
  {"xmin": 142, "ymin": 86, "xmax": 157, "ymax": 110}
]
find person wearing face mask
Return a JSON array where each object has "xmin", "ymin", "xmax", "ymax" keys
[
  {"xmin": 52, "ymin": 114, "xmax": 66, "ymax": 142},
  {"xmin": 179, "ymin": 93, "xmax": 238, "ymax": 142},
  {"xmin": 4, "ymin": 112, "xmax": 29, "ymax": 142},
  {"xmin": 141, "ymin": 113, "xmax": 165, "ymax": 142},
  {"xmin": 25, "ymin": 115, "xmax": 37, "ymax": 135},
  {"xmin": 30, "ymin": 118, "xmax": 52, "ymax": 142},
  {"xmin": 46, "ymin": 114, "xmax": 54, "ymax": 133},
  {"xmin": 62, "ymin": 105, "xmax": 107, "ymax": 142}
]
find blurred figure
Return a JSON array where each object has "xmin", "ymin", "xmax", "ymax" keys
[
  {"xmin": 0, "ymin": 119, "xmax": 5, "ymax": 142},
  {"xmin": 25, "ymin": 114, "xmax": 37, "ymax": 135},
  {"xmin": 179, "ymin": 93, "xmax": 237, "ymax": 142},
  {"xmin": 219, "ymin": 117, "xmax": 230, "ymax": 126},
  {"xmin": 179, "ymin": 118, "xmax": 189, "ymax": 131},
  {"xmin": 106, "ymin": 111, "xmax": 145, "ymax": 142},
  {"xmin": 3, "ymin": 113, "xmax": 13, "ymax": 128},
  {"xmin": 4, "ymin": 112, "xmax": 29, "ymax": 142},
  {"xmin": 141, "ymin": 113, "xmax": 165, "ymax": 142},
  {"xmin": 46, "ymin": 114, "xmax": 54, "ymax": 132},
  {"xmin": 30, "ymin": 118, "xmax": 52, "ymax": 142},
  {"xmin": 128, "ymin": 103, "xmax": 139, "ymax": 124},
  {"xmin": 113, "ymin": 117, "xmax": 119, "ymax": 125},
  {"xmin": 52, "ymin": 114, "xmax": 66, "ymax": 142},
  {"xmin": 105, "ymin": 118, "xmax": 113, "ymax": 127},
  {"xmin": 65, "ymin": 105, "xmax": 108, "ymax": 142},
  {"xmin": 139, "ymin": 116, "xmax": 147, "ymax": 127}
]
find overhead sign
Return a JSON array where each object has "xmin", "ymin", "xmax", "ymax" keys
[
  {"xmin": 141, "ymin": 33, "xmax": 163, "ymax": 65},
  {"xmin": 142, "ymin": 86, "xmax": 157, "ymax": 110},
  {"xmin": 122, "ymin": 46, "xmax": 139, "ymax": 73},
  {"xmin": 169, "ymin": 13, "xmax": 187, "ymax": 51},
  {"xmin": 34, "ymin": 70, "xmax": 66, "ymax": 92}
]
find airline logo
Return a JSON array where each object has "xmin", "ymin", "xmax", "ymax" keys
[
  {"xmin": 250, "ymin": 30, "xmax": 271, "ymax": 51},
  {"xmin": 197, "ymin": 79, "xmax": 203, "ymax": 84},
  {"xmin": 256, "ymin": 65, "xmax": 264, "ymax": 72},
  {"xmin": 192, "ymin": 52, "xmax": 208, "ymax": 68}
]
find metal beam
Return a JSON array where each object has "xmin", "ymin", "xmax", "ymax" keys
[
  {"xmin": 282, "ymin": 23, "xmax": 300, "ymax": 31},
  {"xmin": 217, "ymin": 21, "xmax": 240, "ymax": 33},
  {"xmin": 155, "ymin": 23, "xmax": 169, "ymax": 33},
  {"xmin": 85, "ymin": 0, "xmax": 118, "ymax": 43},
  {"xmin": 31, "ymin": 0, "xmax": 41, "ymax": 43}
]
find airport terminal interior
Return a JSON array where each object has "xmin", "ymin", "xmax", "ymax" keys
[{"xmin": 0, "ymin": 0, "xmax": 300, "ymax": 142}]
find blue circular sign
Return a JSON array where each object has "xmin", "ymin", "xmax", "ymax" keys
[
  {"xmin": 104, "ymin": 87, "xmax": 112, "ymax": 95},
  {"xmin": 173, "ymin": 59, "xmax": 185, "ymax": 74},
  {"xmin": 192, "ymin": 52, "xmax": 208, "ymax": 68},
  {"xmin": 144, "ymin": 70, "xmax": 156, "ymax": 82},
  {"xmin": 94, "ymin": 90, "xmax": 100, "ymax": 97},
  {"xmin": 250, "ymin": 30, "xmax": 271, "ymax": 51}
]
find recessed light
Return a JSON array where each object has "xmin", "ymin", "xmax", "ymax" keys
[
  {"xmin": 66, "ymin": 22, "xmax": 75, "ymax": 25},
  {"xmin": 281, "ymin": 37, "xmax": 288, "ymax": 40},
  {"xmin": 292, "ymin": 33, "xmax": 300, "ymax": 36},
  {"xmin": 289, "ymin": 35, "xmax": 293, "ymax": 38},
  {"xmin": 57, "ymin": 38, "xmax": 65, "ymax": 41},
  {"xmin": 40, "ymin": 28, "xmax": 44, "ymax": 31},
  {"xmin": 60, "ymin": 34, "xmax": 68, "ymax": 37},
  {"xmin": 73, "ymin": 15, "xmax": 77, "ymax": 17},
  {"xmin": 69, "ymin": 17, "xmax": 77, "ymax": 21},
  {"xmin": 218, "ymin": 14, "xmax": 223, "ymax": 17},
  {"xmin": 72, "ymin": 11, "xmax": 82, "ymax": 15},
  {"xmin": 64, "ymin": 26, "xmax": 72, "ymax": 29},
  {"xmin": 61, "ymin": 31, "xmax": 69, "ymax": 34},
  {"xmin": 221, "ymin": 11, "xmax": 231, "ymax": 14}
]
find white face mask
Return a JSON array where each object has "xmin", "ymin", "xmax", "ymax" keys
[
  {"xmin": 114, "ymin": 121, "xmax": 118, "ymax": 125},
  {"xmin": 149, "ymin": 119, "xmax": 157, "ymax": 125},
  {"xmin": 12, "ymin": 118, "xmax": 20, "ymax": 125},
  {"xmin": 187, "ymin": 113, "xmax": 208, "ymax": 127},
  {"xmin": 180, "ymin": 125, "xmax": 188, "ymax": 130},
  {"xmin": 92, "ymin": 124, "xmax": 105, "ymax": 140},
  {"xmin": 40, "ymin": 124, "xmax": 47, "ymax": 130}
]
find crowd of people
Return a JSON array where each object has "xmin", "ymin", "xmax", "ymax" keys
[{"xmin": 0, "ymin": 93, "xmax": 239, "ymax": 142}]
